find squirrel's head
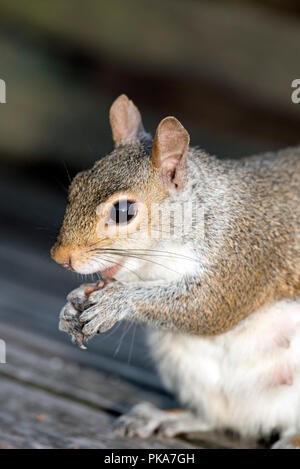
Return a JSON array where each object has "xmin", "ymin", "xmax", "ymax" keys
[{"xmin": 51, "ymin": 94, "xmax": 190, "ymax": 279}]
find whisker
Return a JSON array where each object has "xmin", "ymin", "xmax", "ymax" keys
[
  {"xmin": 113, "ymin": 320, "xmax": 132, "ymax": 357},
  {"xmin": 127, "ymin": 322, "xmax": 137, "ymax": 365},
  {"xmin": 96, "ymin": 252, "xmax": 179, "ymax": 275},
  {"xmin": 89, "ymin": 246, "xmax": 196, "ymax": 263},
  {"xmin": 62, "ymin": 160, "xmax": 72, "ymax": 185},
  {"xmin": 90, "ymin": 248, "xmax": 196, "ymax": 275},
  {"xmin": 97, "ymin": 319, "xmax": 123, "ymax": 342},
  {"xmin": 127, "ymin": 247, "xmax": 196, "ymax": 263},
  {"xmin": 93, "ymin": 254, "xmax": 144, "ymax": 280}
]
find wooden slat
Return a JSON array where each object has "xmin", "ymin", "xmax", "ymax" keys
[
  {"xmin": 0, "ymin": 377, "xmax": 194, "ymax": 449},
  {"xmin": 0, "ymin": 277, "xmax": 163, "ymax": 390},
  {"xmin": 0, "ymin": 321, "xmax": 264, "ymax": 448},
  {"xmin": 0, "ymin": 322, "xmax": 175, "ymax": 414},
  {"xmin": 0, "ymin": 321, "xmax": 197, "ymax": 449}
]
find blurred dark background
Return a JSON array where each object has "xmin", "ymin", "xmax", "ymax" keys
[{"xmin": 1, "ymin": 0, "xmax": 300, "ymax": 391}]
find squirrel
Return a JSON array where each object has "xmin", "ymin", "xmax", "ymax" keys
[{"xmin": 51, "ymin": 94, "xmax": 300, "ymax": 449}]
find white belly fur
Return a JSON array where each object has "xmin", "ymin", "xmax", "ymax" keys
[{"xmin": 148, "ymin": 298, "xmax": 300, "ymax": 438}]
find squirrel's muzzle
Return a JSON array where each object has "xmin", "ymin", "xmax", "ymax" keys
[{"xmin": 51, "ymin": 244, "xmax": 74, "ymax": 271}]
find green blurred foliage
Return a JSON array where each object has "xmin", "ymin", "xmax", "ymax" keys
[{"xmin": 1, "ymin": 0, "xmax": 300, "ymax": 165}]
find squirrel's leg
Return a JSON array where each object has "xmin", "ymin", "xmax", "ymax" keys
[
  {"xmin": 272, "ymin": 433, "xmax": 300, "ymax": 449},
  {"xmin": 73, "ymin": 275, "xmax": 261, "ymax": 341},
  {"xmin": 114, "ymin": 402, "xmax": 211, "ymax": 439},
  {"xmin": 62, "ymin": 263, "xmax": 268, "ymax": 342}
]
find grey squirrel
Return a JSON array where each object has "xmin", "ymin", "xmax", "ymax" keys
[{"xmin": 51, "ymin": 94, "xmax": 300, "ymax": 449}]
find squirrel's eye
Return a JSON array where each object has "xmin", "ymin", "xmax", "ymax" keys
[{"xmin": 110, "ymin": 200, "xmax": 137, "ymax": 224}]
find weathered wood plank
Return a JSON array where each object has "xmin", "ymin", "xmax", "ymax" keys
[
  {"xmin": 0, "ymin": 377, "xmax": 194, "ymax": 449},
  {"xmin": 0, "ymin": 321, "xmax": 198, "ymax": 449},
  {"xmin": 0, "ymin": 274, "xmax": 163, "ymax": 390},
  {"xmin": 0, "ymin": 321, "xmax": 263, "ymax": 448},
  {"xmin": 180, "ymin": 430, "xmax": 264, "ymax": 450},
  {"xmin": 0, "ymin": 322, "xmax": 175, "ymax": 414}
]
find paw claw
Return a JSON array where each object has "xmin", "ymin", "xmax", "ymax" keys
[
  {"xmin": 157, "ymin": 422, "xmax": 180, "ymax": 438},
  {"xmin": 79, "ymin": 307, "xmax": 98, "ymax": 324}
]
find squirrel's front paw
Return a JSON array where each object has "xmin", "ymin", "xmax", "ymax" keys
[
  {"xmin": 59, "ymin": 300, "xmax": 86, "ymax": 349},
  {"xmin": 59, "ymin": 281, "xmax": 108, "ymax": 348},
  {"xmin": 78, "ymin": 283, "xmax": 128, "ymax": 341}
]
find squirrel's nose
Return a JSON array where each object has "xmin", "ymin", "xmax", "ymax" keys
[
  {"xmin": 62, "ymin": 257, "xmax": 73, "ymax": 271},
  {"xmin": 51, "ymin": 245, "xmax": 74, "ymax": 271}
]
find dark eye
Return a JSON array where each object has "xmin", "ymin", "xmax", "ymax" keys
[{"xmin": 110, "ymin": 200, "xmax": 137, "ymax": 224}]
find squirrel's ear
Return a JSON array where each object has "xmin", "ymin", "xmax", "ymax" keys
[
  {"xmin": 151, "ymin": 117, "xmax": 190, "ymax": 192},
  {"xmin": 109, "ymin": 94, "xmax": 145, "ymax": 146}
]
